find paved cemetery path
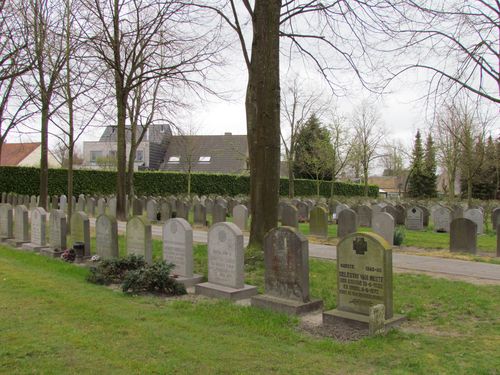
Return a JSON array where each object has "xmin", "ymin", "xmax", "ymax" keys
[{"xmin": 91, "ymin": 219, "xmax": 500, "ymax": 285}]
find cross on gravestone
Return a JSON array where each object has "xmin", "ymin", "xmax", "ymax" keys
[{"xmin": 353, "ymin": 237, "xmax": 367, "ymax": 255}]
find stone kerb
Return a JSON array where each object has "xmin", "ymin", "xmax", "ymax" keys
[
  {"xmin": 323, "ymin": 232, "xmax": 405, "ymax": 330},
  {"xmin": 195, "ymin": 222, "xmax": 256, "ymax": 301},
  {"xmin": 251, "ymin": 226, "xmax": 323, "ymax": 315},
  {"xmin": 163, "ymin": 218, "xmax": 203, "ymax": 288}
]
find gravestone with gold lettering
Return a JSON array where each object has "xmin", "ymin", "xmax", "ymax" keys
[{"xmin": 323, "ymin": 232, "xmax": 405, "ymax": 329}]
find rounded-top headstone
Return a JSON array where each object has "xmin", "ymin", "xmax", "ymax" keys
[{"xmin": 163, "ymin": 218, "xmax": 193, "ymax": 278}]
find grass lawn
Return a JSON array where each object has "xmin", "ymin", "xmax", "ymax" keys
[{"xmin": 1, "ymin": 242, "xmax": 499, "ymax": 374}]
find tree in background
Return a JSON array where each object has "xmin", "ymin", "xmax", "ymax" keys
[
  {"xmin": 423, "ymin": 133, "xmax": 437, "ymax": 198},
  {"xmin": 300, "ymin": 133, "xmax": 333, "ymax": 197},
  {"xmin": 381, "ymin": 141, "xmax": 407, "ymax": 177},
  {"xmin": 327, "ymin": 114, "xmax": 354, "ymax": 196},
  {"xmin": 407, "ymin": 130, "xmax": 426, "ymax": 198}
]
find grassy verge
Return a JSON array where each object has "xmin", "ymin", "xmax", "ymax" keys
[{"xmin": 0, "ymin": 244, "xmax": 499, "ymax": 374}]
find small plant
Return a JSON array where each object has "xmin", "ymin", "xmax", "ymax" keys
[
  {"xmin": 394, "ymin": 226, "xmax": 406, "ymax": 246},
  {"xmin": 86, "ymin": 254, "xmax": 147, "ymax": 285},
  {"xmin": 122, "ymin": 261, "xmax": 186, "ymax": 295},
  {"xmin": 61, "ymin": 249, "xmax": 76, "ymax": 262}
]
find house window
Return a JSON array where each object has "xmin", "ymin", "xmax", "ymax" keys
[
  {"xmin": 90, "ymin": 151, "xmax": 103, "ymax": 163},
  {"xmin": 135, "ymin": 150, "xmax": 144, "ymax": 162},
  {"xmin": 198, "ymin": 156, "xmax": 211, "ymax": 164},
  {"xmin": 167, "ymin": 156, "xmax": 180, "ymax": 164}
]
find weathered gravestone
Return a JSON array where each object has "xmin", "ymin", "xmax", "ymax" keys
[
  {"xmin": 451, "ymin": 205, "xmax": 464, "ymax": 220},
  {"xmin": 132, "ymin": 198, "xmax": 143, "ymax": 216},
  {"xmin": 492, "ymin": 208, "xmax": 500, "ymax": 233},
  {"xmin": 323, "ymin": 232, "xmax": 405, "ymax": 329},
  {"xmin": 176, "ymin": 200, "xmax": 190, "ymax": 220},
  {"xmin": 281, "ymin": 203, "xmax": 299, "ymax": 229},
  {"xmin": 126, "ymin": 216, "xmax": 152, "ymax": 264},
  {"xmin": 393, "ymin": 205, "xmax": 406, "ymax": 225},
  {"xmin": 146, "ymin": 199, "xmax": 158, "ymax": 222},
  {"xmin": 160, "ymin": 200, "xmax": 171, "ymax": 222},
  {"xmin": 0, "ymin": 204, "xmax": 13, "ymax": 242},
  {"xmin": 97, "ymin": 198, "xmax": 106, "ymax": 216},
  {"xmin": 41, "ymin": 210, "xmax": 67, "ymax": 257},
  {"xmin": 162, "ymin": 218, "xmax": 203, "ymax": 287},
  {"xmin": 71, "ymin": 212, "xmax": 91, "ymax": 257},
  {"xmin": 1, "ymin": 192, "xmax": 6, "ymax": 203},
  {"xmin": 251, "ymin": 227, "xmax": 323, "ymax": 315},
  {"xmin": 95, "ymin": 214, "xmax": 118, "ymax": 259},
  {"xmin": 309, "ymin": 206, "xmax": 328, "ymax": 238},
  {"xmin": 8, "ymin": 205, "xmax": 29, "ymax": 247},
  {"xmin": 87, "ymin": 197, "xmax": 96, "ymax": 217},
  {"xmin": 193, "ymin": 203, "xmax": 207, "ymax": 226},
  {"xmin": 450, "ymin": 218, "xmax": 477, "ymax": 254},
  {"xmin": 337, "ymin": 208, "xmax": 358, "ymax": 238},
  {"xmin": 497, "ymin": 223, "xmax": 500, "ymax": 257},
  {"xmin": 296, "ymin": 201, "xmax": 309, "ymax": 222},
  {"xmin": 372, "ymin": 212, "xmax": 394, "ymax": 246},
  {"xmin": 335, "ymin": 203, "xmax": 349, "ymax": 219},
  {"xmin": 59, "ymin": 195, "xmax": 67, "ymax": 212},
  {"xmin": 233, "ymin": 204, "xmax": 248, "ymax": 231},
  {"xmin": 212, "ymin": 203, "xmax": 227, "ymax": 225},
  {"xmin": 30, "ymin": 196, "xmax": 38, "ymax": 210},
  {"xmin": 51, "ymin": 196, "xmax": 59, "ymax": 211},
  {"xmin": 22, "ymin": 207, "xmax": 48, "ymax": 252},
  {"xmin": 464, "ymin": 208, "xmax": 483, "ymax": 235},
  {"xmin": 195, "ymin": 222, "xmax": 257, "ymax": 300},
  {"xmin": 405, "ymin": 207, "xmax": 424, "ymax": 231},
  {"xmin": 108, "ymin": 197, "xmax": 117, "ymax": 217},
  {"xmin": 357, "ymin": 205, "xmax": 372, "ymax": 227},
  {"xmin": 433, "ymin": 207, "xmax": 451, "ymax": 233},
  {"xmin": 77, "ymin": 196, "xmax": 86, "ymax": 212}
]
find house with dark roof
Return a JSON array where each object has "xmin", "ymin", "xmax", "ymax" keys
[
  {"xmin": 82, "ymin": 125, "xmax": 249, "ymax": 174},
  {"xmin": 0, "ymin": 142, "xmax": 60, "ymax": 168}
]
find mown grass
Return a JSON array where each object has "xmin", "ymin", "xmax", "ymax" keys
[{"xmin": 1, "ymin": 243, "xmax": 499, "ymax": 374}]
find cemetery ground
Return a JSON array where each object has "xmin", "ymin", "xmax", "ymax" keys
[{"xmin": 1, "ymin": 237, "xmax": 500, "ymax": 374}]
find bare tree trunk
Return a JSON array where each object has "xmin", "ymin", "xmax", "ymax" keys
[
  {"xmin": 39, "ymin": 101, "xmax": 49, "ymax": 209},
  {"xmin": 247, "ymin": 0, "xmax": 281, "ymax": 249},
  {"xmin": 116, "ymin": 93, "xmax": 127, "ymax": 221},
  {"xmin": 288, "ymin": 159, "xmax": 294, "ymax": 198},
  {"xmin": 363, "ymin": 165, "xmax": 369, "ymax": 197}
]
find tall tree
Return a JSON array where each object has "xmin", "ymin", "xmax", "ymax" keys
[
  {"xmin": 407, "ymin": 130, "xmax": 426, "ymax": 198},
  {"xmin": 423, "ymin": 133, "xmax": 437, "ymax": 198},
  {"xmin": 327, "ymin": 114, "xmax": 354, "ymax": 196}
]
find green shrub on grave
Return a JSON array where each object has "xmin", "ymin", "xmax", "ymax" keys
[{"xmin": 0, "ymin": 166, "xmax": 378, "ymax": 198}]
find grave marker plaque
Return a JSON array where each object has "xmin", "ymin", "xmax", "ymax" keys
[
  {"xmin": 126, "ymin": 216, "xmax": 152, "ymax": 264},
  {"xmin": 95, "ymin": 214, "xmax": 118, "ymax": 259}
]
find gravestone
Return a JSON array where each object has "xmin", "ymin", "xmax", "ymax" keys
[
  {"xmin": 296, "ymin": 201, "xmax": 309, "ymax": 222},
  {"xmin": 195, "ymin": 222, "xmax": 257, "ymax": 300},
  {"xmin": 309, "ymin": 206, "xmax": 328, "ymax": 238},
  {"xmin": 451, "ymin": 205, "xmax": 464, "ymax": 220},
  {"xmin": 419, "ymin": 205, "xmax": 430, "ymax": 227},
  {"xmin": 0, "ymin": 204, "xmax": 13, "ymax": 242},
  {"xmin": 337, "ymin": 208, "xmax": 358, "ymax": 238},
  {"xmin": 323, "ymin": 232, "xmax": 405, "ymax": 329},
  {"xmin": 335, "ymin": 203, "xmax": 349, "ymax": 218},
  {"xmin": 281, "ymin": 203, "xmax": 298, "ymax": 229},
  {"xmin": 176, "ymin": 200, "xmax": 190, "ymax": 220},
  {"xmin": 357, "ymin": 205, "xmax": 372, "ymax": 227},
  {"xmin": 7, "ymin": 205, "xmax": 29, "ymax": 247},
  {"xmin": 160, "ymin": 200, "xmax": 172, "ymax": 222},
  {"xmin": 233, "ymin": 204, "xmax": 248, "ymax": 231},
  {"xmin": 450, "ymin": 218, "xmax": 477, "ymax": 254},
  {"xmin": 52, "ymin": 196, "xmax": 59, "ymax": 211},
  {"xmin": 497, "ymin": 223, "xmax": 500, "ymax": 257},
  {"xmin": 59, "ymin": 195, "xmax": 67, "ymax": 212},
  {"xmin": 41, "ymin": 210, "xmax": 67, "ymax": 257},
  {"xmin": 193, "ymin": 203, "xmax": 207, "ymax": 226},
  {"xmin": 126, "ymin": 216, "xmax": 152, "ymax": 264},
  {"xmin": 405, "ymin": 207, "xmax": 424, "ymax": 230},
  {"xmin": 393, "ymin": 205, "xmax": 406, "ymax": 225},
  {"xmin": 146, "ymin": 199, "xmax": 158, "ymax": 222},
  {"xmin": 371, "ymin": 204, "xmax": 383, "ymax": 216},
  {"xmin": 162, "ymin": 218, "xmax": 203, "ymax": 287},
  {"xmin": 251, "ymin": 227, "xmax": 323, "ymax": 315},
  {"xmin": 70, "ymin": 212, "xmax": 91, "ymax": 257},
  {"xmin": 205, "ymin": 198, "xmax": 213, "ymax": 214},
  {"xmin": 433, "ymin": 207, "xmax": 451, "ymax": 233},
  {"xmin": 108, "ymin": 197, "xmax": 117, "ymax": 217},
  {"xmin": 381, "ymin": 205, "xmax": 397, "ymax": 223},
  {"xmin": 1, "ymin": 192, "xmax": 6, "ymax": 203},
  {"xmin": 132, "ymin": 198, "xmax": 143, "ymax": 216},
  {"xmin": 30, "ymin": 195, "xmax": 38, "ymax": 210},
  {"xmin": 212, "ymin": 203, "xmax": 227, "ymax": 225},
  {"xmin": 97, "ymin": 198, "xmax": 106, "ymax": 216},
  {"xmin": 77, "ymin": 196, "xmax": 86, "ymax": 212},
  {"xmin": 95, "ymin": 214, "xmax": 118, "ymax": 259},
  {"xmin": 87, "ymin": 197, "xmax": 96, "ymax": 217},
  {"xmin": 464, "ymin": 208, "xmax": 484, "ymax": 234},
  {"xmin": 22, "ymin": 207, "xmax": 48, "ymax": 252},
  {"xmin": 492, "ymin": 207, "xmax": 500, "ymax": 233},
  {"xmin": 372, "ymin": 212, "xmax": 394, "ymax": 246}
]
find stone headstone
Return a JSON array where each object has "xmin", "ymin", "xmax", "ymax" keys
[
  {"xmin": 450, "ymin": 218, "xmax": 477, "ymax": 254},
  {"xmin": 132, "ymin": 198, "xmax": 143, "ymax": 216},
  {"xmin": 87, "ymin": 197, "xmax": 96, "ymax": 217},
  {"xmin": 372, "ymin": 212, "xmax": 394, "ymax": 246},
  {"xmin": 160, "ymin": 200, "xmax": 172, "ymax": 222},
  {"xmin": 8, "ymin": 205, "xmax": 29, "ymax": 247},
  {"xmin": 108, "ymin": 197, "xmax": 117, "ymax": 217},
  {"xmin": 205, "ymin": 198, "xmax": 214, "ymax": 214},
  {"xmin": 97, "ymin": 198, "xmax": 106, "ymax": 216},
  {"xmin": 419, "ymin": 205, "xmax": 430, "ymax": 227},
  {"xmin": 59, "ymin": 195, "xmax": 67, "ymax": 212},
  {"xmin": 195, "ymin": 222, "xmax": 257, "ymax": 300},
  {"xmin": 212, "ymin": 203, "xmax": 227, "ymax": 225},
  {"xmin": 95, "ymin": 214, "xmax": 118, "ymax": 259},
  {"xmin": 464, "ymin": 208, "xmax": 483, "ymax": 235},
  {"xmin": 126, "ymin": 216, "xmax": 152, "ymax": 264},
  {"xmin": 176, "ymin": 200, "xmax": 190, "ymax": 220},
  {"xmin": 77, "ymin": 196, "xmax": 86, "ymax": 212},
  {"xmin": 393, "ymin": 205, "xmax": 406, "ymax": 225},
  {"xmin": 309, "ymin": 206, "xmax": 328, "ymax": 238},
  {"xmin": 193, "ymin": 203, "xmax": 207, "ymax": 226},
  {"xmin": 232, "ymin": 204, "xmax": 248, "ymax": 231},
  {"xmin": 497, "ymin": 223, "xmax": 500, "ymax": 257},
  {"xmin": 51, "ymin": 196, "xmax": 59, "ymax": 211},
  {"xmin": 70, "ymin": 212, "xmax": 91, "ymax": 257},
  {"xmin": 146, "ymin": 199, "xmax": 158, "ymax": 222},
  {"xmin": 48, "ymin": 210, "xmax": 67, "ymax": 252},
  {"xmin": 405, "ymin": 207, "xmax": 423, "ymax": 231},
  {"xmin": 251, "ymin": 227, "xmax": 323, "ymax": 315},
  {"xmin": 30, "ymin": 195, "xmax": 38, "ymax": 210},
  {"xmin": 323, "ymin": 232, "xmax": 404, "ymax": 328},
  {"xmin": 433, "ymin": 207, "xmax": 451, "ymax": 233},
  {"xmin": 162, "ymin": 218, "xmax": 202, "ymax": 287},
  {"xmin": 451, "ymin": 205, "xmax": 464, "ymax": 220},
  {"xmin": 337, "ymin": 208, "xmax": 358, "ymax": 238},
  {"xmin": 0, "ymin": 203, "xmax": 13, "ymax": 241},
  {"xmin": 22, "ymin": 207, "xmax": 48, "ymax": 252},
  {"xmin": 1, "ymin": 192, "xmax": 6, "ymax": 203},
  {"xmin": 281, "ymin": 203, "xmax": 298, "ymax": 229},
  {"xmin": 492, "ymin": 208, "xmax": 500, "ymax": 233},
  {"xmin": 357, "ymin": 205, "xmax": 372, "ymax": 227},
  {"xmin": 296, "ymin": 201, "xmax": 309, "ymax": 222},
  {"xmin": 335, "ymin": 203, "xmax": 349, "ymax": 218}
]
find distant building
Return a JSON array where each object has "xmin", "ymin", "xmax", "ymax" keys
[
  {"xmin": 82, "ymin": 125, "xmax": 249, "ymax": 174},
  {"xmin": 0, "ymin": 142, "xmax": 60, "ymax": 168},
  {"xmin": 368, "ymin": 175, "xmax": 406, "ymax": 197}
]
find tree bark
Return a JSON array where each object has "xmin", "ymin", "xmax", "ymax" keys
[
  {"xmin": 39, "ymin": 100, "xmax": 49, "ymax": 209},
  {"xmin": 288, "ymin": 159, "xmax": 294, "ymax": 198},
  {"xmin": 246, "ymin": 0, "xmax": 281, "ymax": 249}
]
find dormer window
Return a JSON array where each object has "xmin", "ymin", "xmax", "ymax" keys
[
  {"xmin": 168, "ymin": 156, "xmax": 180, "ymax": 164},
  {"xmin": 198, "ymin": 156, "xmax": 211, "ymax": 164}
]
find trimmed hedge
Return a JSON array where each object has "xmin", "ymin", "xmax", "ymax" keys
[{"xmin": 0, "ymin": 166, "xmax": 378, "ymax": 198}]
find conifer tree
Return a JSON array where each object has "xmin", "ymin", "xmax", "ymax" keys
[
  {"xmin": 423, "ymin": 133, "xmax": 437, "ymax": 197},
  {"xmin": 407, "ymin": 130, "xmax": 426, "ymax": 197}
]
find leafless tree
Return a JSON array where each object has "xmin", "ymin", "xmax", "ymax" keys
[
  {"xmin": 326, "ymin": 113, "xmax": 354, "ymax": 195},
  {"xmin": 379, "ymin": 140, "xmax": 408, "ymax": 177}
]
